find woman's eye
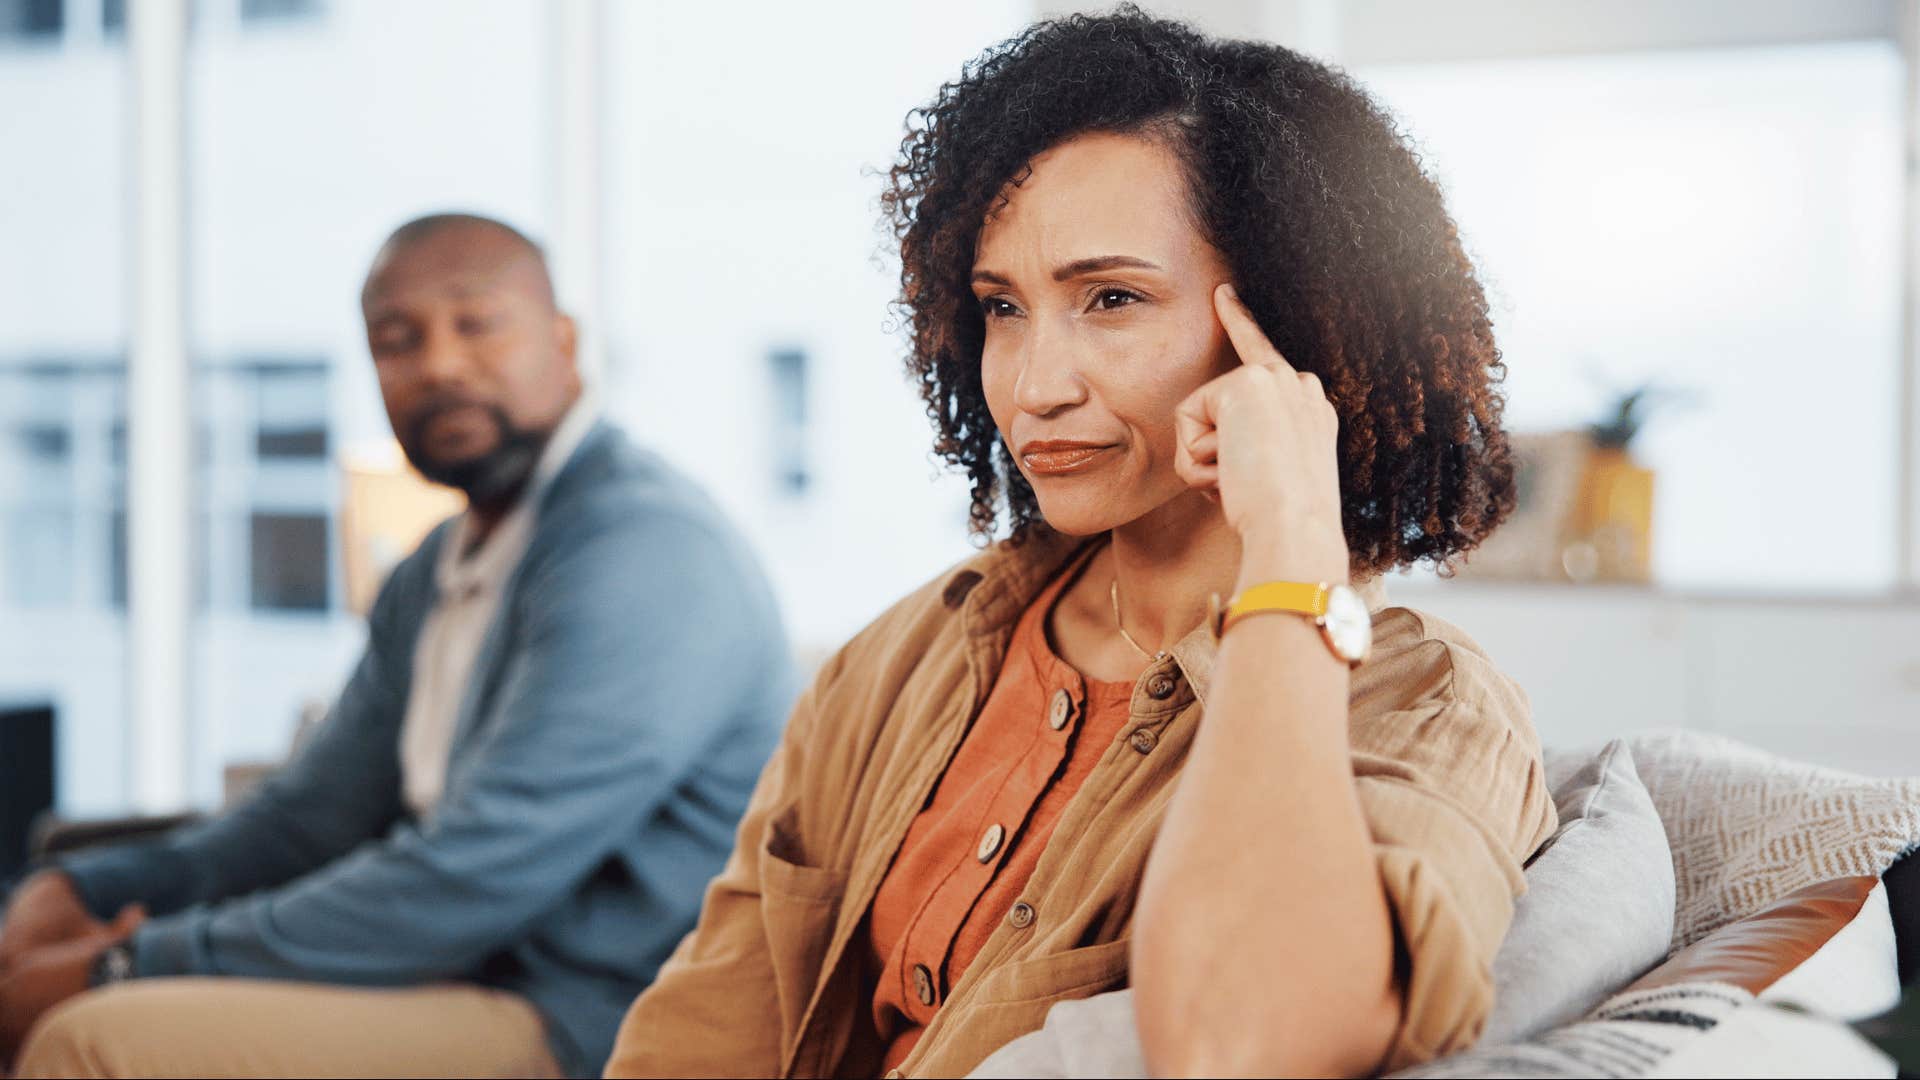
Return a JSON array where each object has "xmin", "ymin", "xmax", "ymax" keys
[
  {"xmin": 980, "ymin": 297, "xmax": 1020, "ymax": 319},
  {"xmin": 1093, "ymin": 288, "xmax": 1140, "ymax": 311}
]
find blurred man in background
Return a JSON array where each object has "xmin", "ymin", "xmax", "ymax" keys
[{"xmin": 0, "ymin": 213, "xmax": 795, "ymax": 1078}]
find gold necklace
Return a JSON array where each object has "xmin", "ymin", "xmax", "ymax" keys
[{"xmin": 1109, "ymin": 578, "xmax": 1166, "ymax": 661}]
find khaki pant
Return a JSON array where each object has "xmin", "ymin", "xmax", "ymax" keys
[{"xmin": 14, "ymin": 978, "xmax": 564, "ymax": 1079}]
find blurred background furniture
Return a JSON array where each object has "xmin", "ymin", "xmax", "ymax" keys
[
  {"xmin": 21, "ymin": 701, "xmax": 328, "ymax": 873},
  {"xmin": 0, "ymin": 700, "xmax": 56, "ymax": 889}
]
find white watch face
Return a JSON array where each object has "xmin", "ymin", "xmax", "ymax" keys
[{"xmin": 1322, "ymin": 585, "xmax": 1373, "ymax": 663}]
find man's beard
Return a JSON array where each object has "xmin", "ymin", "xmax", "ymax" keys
[{"xmin": 401, "ymin": 398, "xmax": 547, "ymax": 507}]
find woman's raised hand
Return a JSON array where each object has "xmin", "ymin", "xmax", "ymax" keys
[{"xmin": 1174, "ymin": 284, "xmax": 1350, "ymax": 585}]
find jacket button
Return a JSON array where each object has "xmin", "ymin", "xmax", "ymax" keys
[
  {"xmin": 913, "ymin": 963, "xmax": 935, "ymax": 1006},
  {"xmin": 1146, "ymin": 671, "xmax": 1178, "ymax": 700},
  {"xmin": 1047, "ymin": 689, "xmax": 1072, "ymax": 730},
  {"xmin": 1129, "ymin": 728, "xmax": 1158, "ymax": 755},
  {"xmin": 1008, "ymin": 901, "xmax": 1035, "ymax": 929},
  {"xmin": 976, "ymin": 823, "xmax": 1005, "ymax": 863}
]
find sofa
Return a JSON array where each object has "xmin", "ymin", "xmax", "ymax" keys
[{"xmin": 971, "ymin": 731, "xmax": 1920, "ymax": 1079}]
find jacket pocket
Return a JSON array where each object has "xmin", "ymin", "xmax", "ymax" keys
[
  {"xmin": 908, "ymin": 940, "xmax": 1134, "ymax": 1079},
  {"xmin": 758, "ymin": 805, "xmax": 847, "ymax": 1056},
  {"xmin": 966, "ymin": 937, "xmax": 1132, "ymax": 1006}
]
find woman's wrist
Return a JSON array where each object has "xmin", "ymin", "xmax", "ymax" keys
[{"xmin": 1234, "ymin": 516, "xmax": 1350, "ymax": 592}]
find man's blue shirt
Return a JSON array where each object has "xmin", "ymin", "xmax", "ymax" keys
[{"xmin": 60, "ymin": 422, "xmax": 796, "ymax": 1077}]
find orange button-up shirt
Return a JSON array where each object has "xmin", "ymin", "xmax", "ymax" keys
[{"xmin": 868, "ymin": 549, "xmax": 1134, "ymax": 1071}]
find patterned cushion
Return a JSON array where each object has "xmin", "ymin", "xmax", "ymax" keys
[
  {"xmin": 1392, "ymin": 983, "xmax": 1891, "ymax": 1079},
  {"xmin": 1626, "ymin": 731, "xmax": 1920, "ymax": 949}
]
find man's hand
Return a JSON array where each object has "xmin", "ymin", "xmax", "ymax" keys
[
  {"xmin": 0, "ymin": 872, "xmax": 106, "ymax": 971},
  {"xmin": 0, "ymin": 905, "xmax": 143, "ymax": 1063}
]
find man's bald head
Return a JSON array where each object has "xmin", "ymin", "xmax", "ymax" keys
[
  {"xmin": 360, "ymin": 212, "xmax": 580, "ymax": 512},
  {"xmin": 361, "ymin": 213, "xmax": 555, "ymax": 311}
]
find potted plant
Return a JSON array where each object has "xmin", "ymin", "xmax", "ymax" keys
[{"xmin": 1564, "ymin": 383, "xmax": 1686, "ymax": 583}]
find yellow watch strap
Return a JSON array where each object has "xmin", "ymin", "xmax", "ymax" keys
[{"xmin": 1221, "ymin": 581, "xmax": 1327, "ymax": 634}]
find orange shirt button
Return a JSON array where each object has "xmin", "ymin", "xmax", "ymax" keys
[
  {"xmin": 1047, "ymin": 688, "xmax": 1072, "ymax": 730},
  {"xmin": 976, "ymin": 823, "xmax": 1005, "ymax": 863},
  {"xmin": 1008, "ymin": 901, "xmax": 1036, "ymax": 929},
  {"xmin": 912, "ymin": 963, "xmax": 936, "ymax": 1006}
]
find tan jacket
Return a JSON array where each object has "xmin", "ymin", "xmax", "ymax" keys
[{"xmin": 605, "ymin": 532, "xmax": 1556, "ymax": 1078}]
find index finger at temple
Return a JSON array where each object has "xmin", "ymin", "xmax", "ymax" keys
[{"xmin": 1213, "ymin": 284, "xmax": 1298, "ymax": 376}]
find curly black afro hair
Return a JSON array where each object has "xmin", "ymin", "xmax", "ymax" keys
[{"xmin": 882, "ymin": 5, "xmax": 1515, "ymax": 575}]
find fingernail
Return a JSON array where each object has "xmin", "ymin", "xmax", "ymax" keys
[{"xmin": 1221, "ymin": 284, "xmax": 1238, "ymax": 301}]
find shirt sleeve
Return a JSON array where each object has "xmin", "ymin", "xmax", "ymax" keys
[
  {"xmin": 1348, "ymin": 635, "xmax": 1558, "ymax": 1072},
  {"xmin": 126, "ymin": 508, "xmax": 779, "ymax": 985}
]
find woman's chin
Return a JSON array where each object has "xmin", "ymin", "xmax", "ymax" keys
[
  {"xmin": 1032, "ymin": 483, "xmax": 1222, "ymax": 540},
  {"xmin": 1032, "ymin": 499, "xmax": 1133, "ymax": 539}
]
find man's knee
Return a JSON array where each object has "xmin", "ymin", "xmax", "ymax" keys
[{"xmin": 15, "ymin": 987, "xmax": 133, "ymax": 1079}]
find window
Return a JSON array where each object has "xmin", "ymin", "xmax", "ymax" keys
[
  {"xmin": 248, "ymin": 513, "xmax": 329, "ymax": 611},
  {"xmin": 767, "ymin": 347, "xmax": 811, "ymax": 496},
  {"xmin": 0, "ymin": 0, "xmax": 63, "ymax": 39},
  {"xmin": 238, "ymin": 0, "xmax": 319, "ymax": 22},
  {"xmin": 198, "ymin": 358, "xmax": 332, "ymax": 614},
  {"xmin": 0, "ymin": 362, "xmax": 125, "ymax": 609}
]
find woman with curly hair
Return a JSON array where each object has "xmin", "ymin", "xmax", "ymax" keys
[{"xmin": 606, "ymin": 8, "xmax": 1554, "ymax": 1077}]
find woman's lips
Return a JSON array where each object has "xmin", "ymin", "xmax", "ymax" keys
[{"xmin": 1020, "ymin": 442, "xmax": 1117, "ymax": 476}]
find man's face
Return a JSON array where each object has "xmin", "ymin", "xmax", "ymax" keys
[{"xmin": 361, "ymin": 225, "xmax": 580, "ymax": 502}]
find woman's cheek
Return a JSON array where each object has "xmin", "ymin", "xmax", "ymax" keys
[
  {"xmin": 1145, "ymin": 335, "xmax": 1226, "ymax": 458},
  {"xmin": 978, "ymin": 342, "xmax": 1016, "ymax": 432}
]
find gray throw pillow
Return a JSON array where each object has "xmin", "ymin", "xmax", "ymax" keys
[{"xmin": 1481, "ymin": 738, "xmax": 1677, "ymax": 1043}]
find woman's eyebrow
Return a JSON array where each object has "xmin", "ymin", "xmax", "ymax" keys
[
  {"xmin": 970, "ymin": 256, "xmax": 1165, "ymax": 289},
  {"xmin": 1052, "ymin": 255, "xmax": 1161, "ymax": 281}
]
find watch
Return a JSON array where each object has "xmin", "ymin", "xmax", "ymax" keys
[
  {"xmin": 89, "ymin": 941, "xmax": 135, "ymax": 988},
  {"xmin": 1212, "ymin": 580, "xmax": 1372, "ymax": 666}
]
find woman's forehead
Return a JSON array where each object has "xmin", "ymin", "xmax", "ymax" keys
[{"xmin": 974, "ymin": 132, "xmax": 1200, "ymax": 273}]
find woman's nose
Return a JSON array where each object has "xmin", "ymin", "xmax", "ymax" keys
[{"xmin": 1012, "ymin": 327, "xmax": 1090, "ymax": 417}]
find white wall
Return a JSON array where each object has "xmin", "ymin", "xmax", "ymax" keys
[{"xmin": 1393, "ymin": 581, "xmax": 1920, "ymax": 776}]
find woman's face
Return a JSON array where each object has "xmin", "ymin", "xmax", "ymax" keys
[{"xmin": 973, "ymin": 131, "xmax": 1237, "ymax": 538}]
